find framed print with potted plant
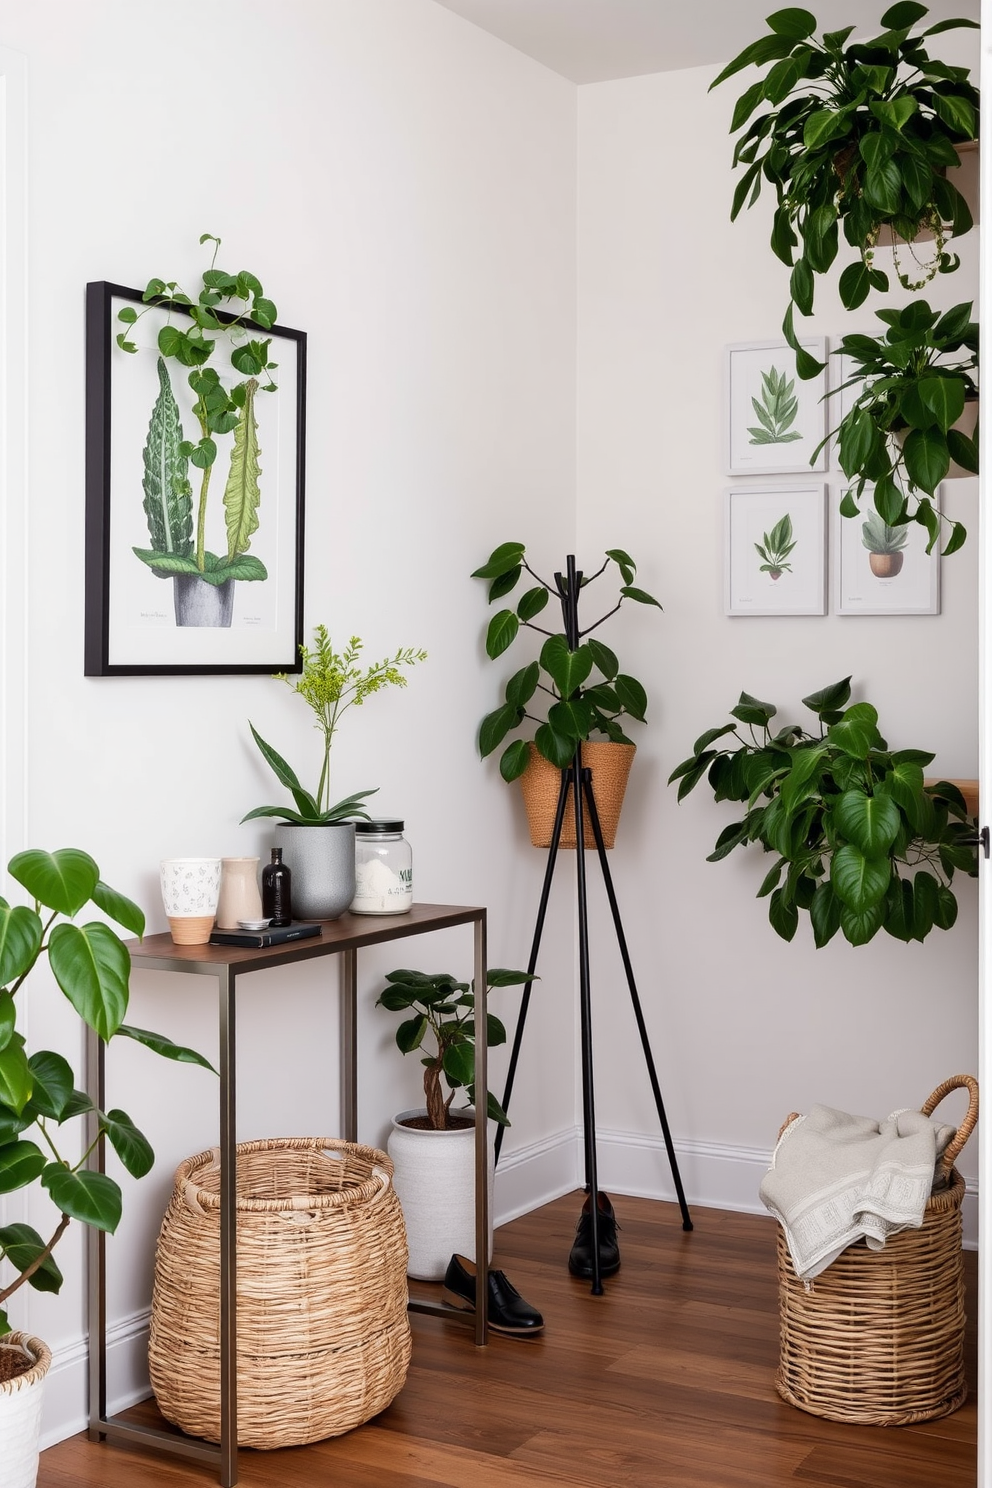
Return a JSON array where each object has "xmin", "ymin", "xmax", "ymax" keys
[
  {"xmin": 726, "ymin": 340, "xmax": 828, "ymax": 475},
  {"xmin": 84, "ymin": 249, "xmax": 306, "ymax": 676},
  {"xmin": 833, "ymin": 489, "xmax": 940, "ymax": 617},
  {"xmin": 725, "ymin": 484, "xmax": 826, "ymax": 617}
]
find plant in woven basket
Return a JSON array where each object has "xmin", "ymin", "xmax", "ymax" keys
[
  {"xmin": 0, "ymin": 848, "xmax": 213, "ymax": 1336},
  {"xmin": 472, "ymin": 543, "xmax": 662, "ymax": 781},
  {"xmin": 711, "ymin": 4, "xmax": 979, "ymax": 377},
  {"xmin": 669, "ymin": 678, "xmax": 977, "ymax": 947},
  {"xmin": 376, "ymin": 968, "xmax": 536, "ymax": 1129}
]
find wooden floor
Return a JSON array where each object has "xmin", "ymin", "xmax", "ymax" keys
[{"xmin": 38, "ymin": 1192, "xmax": 978, "ymax": 1487}]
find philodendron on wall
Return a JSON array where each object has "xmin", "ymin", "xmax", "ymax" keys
[
  {"xmin": 670, "ymin": 678, "xmax": 976, "ymax": 947},
  {"xmin": 115, "ymin": 234, "xmax": 282, "ymax": 629}
]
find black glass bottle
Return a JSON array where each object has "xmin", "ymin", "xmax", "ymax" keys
[{"xmin": 262, "ymin": 848, "xmax": 292, "ymax": 926}]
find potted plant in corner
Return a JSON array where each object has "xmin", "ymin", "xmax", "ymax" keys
[
  {"xmin": 472, "ymin": 543, "xmax": 662, "ymax": 848},
  {"xmin": 376, "ymin": 966, "xmax": 534, "ymax": 1281},
  {"xmin": 242, "ymin": 626, "xmax": 427, "ymax": 918},
  {"xmin": 823, "ymin": 298, "xmax": 978, "ymax": 553},
  {"xmin": 711, "ymin": 4, "xmax": 979, "ymax": 377},
  {"xmin": 0, "ymin": 848, "xmax": 213, "ymax": 1488},
  {"xmin": 669, "ymin": 678, "xmax": 976, "ymax": 947},
  {"xmin": 115, "ymin": 234, "xmax": 282, "ymax": 628}
]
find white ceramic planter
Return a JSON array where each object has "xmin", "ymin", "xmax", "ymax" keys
[
  {"xmin": 280, "ymin": 822, "xmax": 356, "ymax": 920},
  {"xmin": 0, "ymin": 1333, "xmax": 52, "ymax": 1488},
  {"xmin": 387, "ymin": 1109, "xmax": 493, "ymax": 1282}
]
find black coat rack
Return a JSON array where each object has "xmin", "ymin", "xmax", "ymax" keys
[{"xmin": 493, "ymin": 555, "xmax": 692, "ymax": 1294}]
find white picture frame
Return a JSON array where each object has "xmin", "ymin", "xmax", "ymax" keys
[
  {"xmin": 726, "ymin": 340, "xmax": 828, "ymax": 475},
  {"xmin": 833, "ymin": 488, "xmax": 940, "ymax": 616},
  {"xmin": 725, "ymin": 484, "xmax": 827, "ymax": 617}
]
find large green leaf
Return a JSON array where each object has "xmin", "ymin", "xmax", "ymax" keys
[
  {"xmin": 902, "ymin": 427, "xmax": 950, "ymax": 494},
  {"xmin": 42, "ymin": 1165, "xmax": 123, "ymax": 1234},
  {"xmin": 141, "ymin": 356, "xmax": 192, "ymax": 560},
  {"xmin": 535, "ymin": 720, "xmax": 575, "ymax": 769},
  {"xmin": 24, "ymin": 1052, "xmax": 73, "ymax": 1120},
  {"xmin": 115, "ymin": 1024, "xmax": 216, "ymax": 1071},
  {"xmin": 395, "ymin": 1013, "xmax": 427, "ymax": 1054},
  {"xmin": 0, "ymin": 1223, "xmax": 63, "ymax": 1294},
  {"xmin": 223, "ymin": 378, "xmax": 261, "ymax": 559},
  {"xmin": 479, "ymin": 704, "xmax": 521, "ymax": 758},
  {"xmin": 0, "ymin": 1139, "xmax": 46, "ymax": 1193},
  {"xmin": 499, "ymin": 739, "xmax": 530, "ymax": 782},
  {"xmin": 442, "ymin": 1041, "xmax": 475, "ymax": 1087},
  {"xmin": 826, "ymin": 703, "xmax": 880, "ymax": 760},
  {"xmin": 0, "ymin": 904, "xmax": 43, "ymax": 986},
  {"xmin": 840, "ymin": 903, "xmax": 885, "ymax": 946},
  {"xmin": 0, "ymin": 1040, "xmax": 32, "ymax": 1114},
  {"xmin": 485, "ymin": 610, "xmax": 518, "ymax": 660},
  {"xmin": 47, "ymin": 923, "xmax": 130, "ymax": 1041},
  {"xmin": 810, "ymin": 881, "xmax": 842, "ymax": 948},
  {"xmin": 731, "ymin": 692, "xmax": 776, "ymax": 728},
  {"xmin": 540, "ymin": 636, "xmax": 593, "ymax": 699},
  {"xmin": 8, "ymin": 849, "xmax": 99, "ymax": 917},
  {"xmin": 833, "ymin": 790, "xmax": 901, "ymax": 856},
  {"xmin": 471, "ymin": 542, "xmax": 525, "ymax": 580},
  {"xmin": 102, "ymin": 1108, "xmax": 154, "ymax": 1179},
  {"xmin": 90, "ymin": 881, "xmax": 145, "ymax": 940},
  {"xmin": 768, "ymin": 887, "xmax": 799, "ymax": 942},
  {"xmin": 802, "ymin": 677, "xmax": 853, "ymax": 717},
  {"xmin": 831, "ymin": 844, "xmax": 892, "ymax": 911}
]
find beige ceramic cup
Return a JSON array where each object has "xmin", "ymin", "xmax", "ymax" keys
[{"xmin": 160, "ymin": 858, "xmax": 222, "ymax": 945}]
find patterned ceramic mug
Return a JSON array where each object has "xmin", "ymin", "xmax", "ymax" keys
[{"xmin": 160, "ymin": 858, "xmax": 222, "ymax": 945}]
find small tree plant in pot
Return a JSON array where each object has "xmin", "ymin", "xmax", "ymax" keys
[
  {"xmin": 0, "ymin": 848, "xmax": 213, "ymax": 1484},
  {"xmin": 473, "ymin": 543, "xmax": 662, "ymax": 847},
  {"xmin": 376, "ymin": 966, "xmax": 534, "ymax": 1281},
  {"xmin": 242, "ymin": 626, "xmax": 426, "ymax": 918}
]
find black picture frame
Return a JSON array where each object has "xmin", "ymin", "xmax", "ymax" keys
[{"xmin": 84, "ymin": 281, "xmax": 306, "ymax": 676}]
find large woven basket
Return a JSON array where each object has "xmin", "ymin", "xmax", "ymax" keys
[
  {"xmin": 775, "ymin": 1074, "xmax": 978, "ymax": 1426},
  {"xmin": 518, "ymin": 741, "xmax": 635, "ymax": 849},
  {"xmin": 149, "ymin": 1137, "xmax": 411, "ymax": 1449}
]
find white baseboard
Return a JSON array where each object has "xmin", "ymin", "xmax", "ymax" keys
[
  {"xmin": 39, "ymin": 1308, "xmax": 150, "ymax": 1453},
  {"xmin": 496, "ymin": 1122, "xmax": 979, "ymax": 1250}
]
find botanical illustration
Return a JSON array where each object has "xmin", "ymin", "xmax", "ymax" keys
[
  {"xmin": 755, "ymin": 514, "xmax": 796, "ymax": 581},
  {"xmin": 748, "ymin": 365, "xmax": 802, "ymax": 445},
  {"xmin": 116, "ymin": 235, "xmax": 279, "ymax": 629},
  {"xmin": 861, "ymin": 510, "xmax": 908, "ymax": 578}
]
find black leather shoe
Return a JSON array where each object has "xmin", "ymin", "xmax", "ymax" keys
[
  {"xmin": 441, "ymin": 1253, "xmax": 544, "ymax": 1335},
  {"xmin": 568, "ymin": 1191, "xmax": 621, "ymax": 1278}
]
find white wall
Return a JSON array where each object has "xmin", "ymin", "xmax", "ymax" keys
[
  {"xmin": 576, "ymin": 45, "xmax": 980, "ymax": 1216},
  {"xmin": 0, "ymin": 0, "xmax": 578, "ymax": 1442}
]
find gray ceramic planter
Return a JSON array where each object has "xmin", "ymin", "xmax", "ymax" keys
[{"xmin": 279, "ymin": 822, "xmax": 356, "ymax": 920}]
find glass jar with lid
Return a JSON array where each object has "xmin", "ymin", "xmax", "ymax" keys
[{"xmin": 351, "ymin": 819, "xmax": 413, "ymax": 915}]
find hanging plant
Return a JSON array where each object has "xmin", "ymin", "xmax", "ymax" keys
[
  {"xmin": 669, "ymin": 678, "xmax": 977, "ymax": 948},
  {"xmin": 711, "ymin": 4, "xmax": 979, "ymax": 378}
]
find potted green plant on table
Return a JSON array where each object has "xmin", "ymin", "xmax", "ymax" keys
[
  {"xmin": 0, "ymin": 848, "xmax": 212, "ymax": 1486},
  {"xmin": 376, "ymin": 966, "xmax": 533, "ymax": 1281},
  {"xmin": 473, "ymin": 544, "xmax": 662, "ymax": 847},
  {"xmin": 242, "ymin": 626, "xmax": 427, "ymax": 919},
  {"xmin": 825, "ymin": 299, "xmax": 978, "ymax": 553},
  {"xmin": 115, "ymin": 233, "xmax": 282, "ymax": 628},
  {"xmin": 711, "ymin": 4, "xmax": 979, "ymax": 376},
  {"xmin": 669, "ymin": 678, "xmax": 976, "ymax": 947}
]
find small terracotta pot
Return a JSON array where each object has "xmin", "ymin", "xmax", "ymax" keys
[
  {"xmin": 518, "ymin": 741, "xmax": 635, "ymax": 850},
  {"xmin": 869, "ymin": 552, "xmax": 904, "ymax": 578}
]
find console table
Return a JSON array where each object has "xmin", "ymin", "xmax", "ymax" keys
[{"xmin": 86, "ymin": 902, "xmax": 488, "ymax": 1488}]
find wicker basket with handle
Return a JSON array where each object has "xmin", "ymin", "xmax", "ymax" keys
[
  {"xmin": 775, "ymin": 1074, "xmax": 978, "ymax": 1426},
  {"xmin": 149, "ymin": 1137, "xmax": 411, "ymax": 1449}
]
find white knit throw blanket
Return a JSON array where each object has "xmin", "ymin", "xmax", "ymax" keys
[{"xmin": 760, "ymin": 1104, "xmax": 956, "ymax": 1282}]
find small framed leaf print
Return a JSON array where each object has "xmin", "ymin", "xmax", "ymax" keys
[
  {"xmin": 725, "ymin": 485, "xmax": 827, "ymax": 616},
  {"xmin": 726, "ymin": 340, "xmax": 828, "ymax": 475}
]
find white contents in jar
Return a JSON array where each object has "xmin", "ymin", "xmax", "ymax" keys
[{"xmin": 353, "ymin": 857, "xmax": 411, "ymax": 912}]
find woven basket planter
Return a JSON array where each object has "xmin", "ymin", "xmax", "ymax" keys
[
  {"xmin": 0, "ymin": 1333, "xmax": 52, "ymax": 1488},
  {"xmin": 149, "ymin": 1137, "xmax": 411, "ymax": 1449},
  {"xmin": 775, "ymin": 1075, "xmax": 978, "ymax": 1426},
  {"xmin": 518, "ymin": 741, "xmax": 635, "ymax": 849}
]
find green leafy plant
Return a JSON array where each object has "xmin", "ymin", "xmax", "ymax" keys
[
  {"xmin": 118, "ymin": 233, "xmax": 279, "ymax": 590},
  {"xmin": 711, "ymin": 4, "xmax": 979, "ymax": 377},
  {"xmin": 755, "ymin": 514, "xmax": 797, "ymax": 578},
  {"xmin": 749, "ymin": 366, "xmax": 803, "ymax": 443},
  {"xmin": 472, "ymin": 543, "xmax": 662, "ymax": 781},
  {"xmin": 0, "ymin": 849, "xmax": 213, "ymax": 1335},
  {"xmin": 669, "ymin": 678, "xmax": 976, "ymax": 948},
  {"xmin": 823, "ymin": 298, "xmax": 977, "ymax": 553},
  {"xmin": 376, "ymin": 967, "xmax": 535, "ymax": 1129},
  {"xmin": 862, "ymin": 509, "xmax": 909, "ymax": 554},
  {"xmin": 243, "ymin": 626, "xmax": 427, "ymax": 825}
]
